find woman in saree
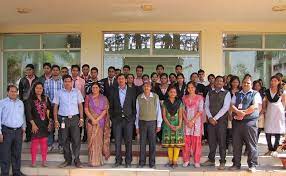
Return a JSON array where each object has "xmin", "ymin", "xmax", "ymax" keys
[{"xmin": 84, "ymin": 82, "xmax": 111, "ymax": 167}]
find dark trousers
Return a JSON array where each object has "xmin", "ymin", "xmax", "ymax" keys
[
  {"xmin": 0, "ymin": 126, "xmax": 22, "ymax": 176},
  {"xmin": 266, "ymin": 133, "xmax": 281, "ymax": 151},
  {"xmin": 139, "ymin": 120, "xmax": 156, "ymax": 167},
  {"xmin": 226, "ymin": 128, "xmax": 233, "ymax": 148},
  {"xmin": 232, "ymin": 120, "xmax": 258, "ymax": 168},
  {"xmin": 203, "ymin": 122, "xmax": 208, "ymax": 141},
  {"xmin": 207, "ymin": 118, "xmax": 227, "ymax": 163},
  {"xmin": 113, "ymin": 118, "xmax": 134, "ymax": 165},
  {"xmin": 23, "ymin": 101, "xmax": 31, "ymax": 142},
  {"xmin": 59, "ymin": 115, "xmax": 81, "ymax": 164},
  {"xmin": 257, "ymin": 128, "xmax": 264, "ymax": 141}
]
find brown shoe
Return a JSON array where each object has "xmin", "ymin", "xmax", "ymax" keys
[
  {"xmin": 201, "ymin": 160, "xmax": 215, "ymax": 167},
  {"xmin": 75, "ymin": 161, "xmax": 83, "ymax": 168},
  {"xmin": 58, "ymin": 161, "xmax": 71, "ymax": 168},
  {"xmin": 218, "ymin": 163, "xmax": 225, "ymax": 170}
]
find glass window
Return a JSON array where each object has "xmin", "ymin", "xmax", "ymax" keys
[
  {"xmin": 265, "ymin": 34, "xmax": 286, "ymax": 49},
  {"xmin": 223, "ymin": 34, "xmax": 262, "ymax": 48},
  {"xmin": 3, "ymin": 50, "xmax": 80, "ymax": 89},
  {"xmin": 3, "ymin": 35, "xmax": 40, "ymax": 49},
  {"xmin": 224, "ymin": 50, "xmax": 286, "ymax": 86},
  {"xmin": 104, "ymin": 33, "xmax": 150, "ymax": 55},
  {"xmin": 153, "ymin": 33, "xmax": 199, "ymax": 55},
  {"xmin": 42, "ymin": 34, "xmax": 81, "ymax": 49}
]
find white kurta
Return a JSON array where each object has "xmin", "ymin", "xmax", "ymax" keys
[{"xmin": 265, "ymin": 96, "xmax": 285, "ymax": 134}]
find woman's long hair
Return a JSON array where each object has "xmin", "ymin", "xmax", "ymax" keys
[
  {"xmin": 29, "ymin": 81, "xmax": 46, "ymax": 101},
  {"xmin": 270, "ymin": 75, "xmax": 283, "ymax": 96}
]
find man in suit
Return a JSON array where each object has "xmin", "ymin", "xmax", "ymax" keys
[
  {"xmin": 109, "ymin": 73, "xmax": 137, "ymax": 168},
  {"xmin": 100, "ymin": 66, "xmax": 118, "ymax": 98}
]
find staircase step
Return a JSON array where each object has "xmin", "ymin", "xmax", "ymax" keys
[{"xmin": 18, "ymin": 161, "xmax": 286, "ymax": 176}]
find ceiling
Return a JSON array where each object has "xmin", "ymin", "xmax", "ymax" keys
[{"xmin": 0, "ymin": 0, "xmax": 286, "ymax": 25}]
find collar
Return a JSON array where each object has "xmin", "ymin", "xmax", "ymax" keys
[
  {"xmin": 72, "ymin": 76, "xmax": 80, "ymax": 80},
  {"xmin": 51, "ymin": 76, "xmax": 61, "ymax": 81},
  {"xmin": 63, "ymin": 88, "xmax": 75, "ymax": 92},
  {"xmin": 239, "ymin": 89, "xmax": 254, "ymax": 94},
  {"xmin": 7, "ymin": 97, "xmax": 19, "ymax": 102},
  {"xmin": 26, "ymin": 75, "xmax": 35, "ymax": 80},
  {"xmin": 141, "ymin": 92, "xmax": 154, "ymax": 99},
  {"xmin": 214, "ymin": 88, "xmax": 225, "ymax": 92},
  {"xmin": 118, "ymin": 85, "xmax": 127, "ymax": 91}
]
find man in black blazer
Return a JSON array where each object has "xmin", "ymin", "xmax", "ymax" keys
[
  {"xmin": 109, "ymin": 73, "xmax": 137, "ymax": 168},
  {"xmin": 99, "ymin": 66, "xmax": 118, "ymax": 98}
]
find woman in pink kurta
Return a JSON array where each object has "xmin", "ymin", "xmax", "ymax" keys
[{"xmin": 182, "ymin": 81, "xmax": 204, "ymax": 168}]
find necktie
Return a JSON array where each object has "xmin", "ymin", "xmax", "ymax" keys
[
  {"xmin": 73, "ymin": 79, "xmax": 76, "ymax": 88},
  {"xmin": 109, "ymin": 79, "xmax": 112, "ymax": 86}
]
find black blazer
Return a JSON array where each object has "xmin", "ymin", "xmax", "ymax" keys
[
  {"xmin": 100, "ymin": 77, "xmax": 118, "ymax": 98},
  {"xmin": 109, "ymin": 86, "xmax": 137, "ymax": 122}
]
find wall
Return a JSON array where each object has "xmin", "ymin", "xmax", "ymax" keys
[{"xmin": 1, "ymin": 22, "xmax": 286, "ymax": 97}]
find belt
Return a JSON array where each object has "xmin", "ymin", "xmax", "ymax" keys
[
  {"xmin": 59, "ymin": 114, "xmax": 79, "ymax": 119},
  {"xmin": 2, "ymin": 125, "xmax": 22, "ymax": 131}
]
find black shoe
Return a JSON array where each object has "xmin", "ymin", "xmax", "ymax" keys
[
  {"xmin": 16, "ymin": 172, "xmax": 27, "ymax": 176},
  {"xmin": 58, "ymin": 161, "xmax": 71, "ymax": 168},
  {"xmin": 125, "ymin": 164, "xmax": 132, "ymax": 168},
  {"xmin": 228, "ymin": 165, "xmax": 241, "ymax": 171},
  {"xmin": 75, "ymin": 161, "xmax": 83, "ymax": 168},
  {"xmin": 112, "ymin": 162, "xmax": 121, "ymax": 168},
  {"xmin": 149, "ymin": 165, "xmax": 156, "ymax": 169}
]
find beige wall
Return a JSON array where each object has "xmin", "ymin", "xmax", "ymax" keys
[{"xmin": 1, "ymin": 22, "xmax": 286, "ymax": 97}]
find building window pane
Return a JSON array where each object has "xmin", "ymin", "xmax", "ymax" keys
[
  {"xmin": 265, "ymin": 34, "xmax": 286, "ymax": 49},
  {"xmin": 224, "ymin": 50, "xmax": 286, "ymax": 86},
  {"xmin": 42, "ymin": 34, "xmax": 81, "ymax": 49},
  {"xmin": 153, "ymin": 33, "xmax": 199, "ymax": 55},
  {"xmin": 3, "ymin": 35, "xmax": 40, "ymax": 49},
  {"xmin": 223, "ymin": 34, "xmax": 262, "ymax": 48},
  {"xmin": 104, "ymin": 33, "xmax": 150, "ymax": 55}
]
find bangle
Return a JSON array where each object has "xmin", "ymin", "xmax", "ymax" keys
[{"xmin": 80, "ymin": 118, "xmax": 84, "ymax": 122}]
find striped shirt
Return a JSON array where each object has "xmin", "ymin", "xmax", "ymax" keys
[{"xmin": 44, "ymin": 77, "xmax": 64, "ymax": 102}]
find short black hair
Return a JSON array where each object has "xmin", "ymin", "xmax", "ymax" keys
[
  {"xmin": 198, "ymin": 69, "xmax": 205, "ymax": 74},
  {"xmin": 108, "ymin": 66, "xmax": 116, "ymax": 72},
  {"xmin": 116, "ymin": 73, "xmax": 126, "ymax": 79},
  {"xmin": 91, "ymin": 67, "xmax": 98, "ymax": 72},
  {"xmin": 61, "ymin": 66, "xmax": 68, "ymax": 70},
  {"xmin": 175, "ymin": 65, "xmax": 182, "ymax": 69},
  {"xmin": 123, "ymin": 65, "xmax": 131, "ymax": 70},
  {"xmin": 160, "ymin": 73, "xmax": 168, "ymax": 78},
  {"xmin": 71, "ymin": 65, "xmax": 80, "ymax": 71},
  {"xmin": 82, "ymin": 64, "xmax": 90, "ymax": 69},
  {"xmin": 215, "ymin": 75, "xmax": 224, "ymax": 81},
  {"xmin": 62, "ymin": 74, "xmax": 72, "ymax": 81},
  {"xmin": 142, "ymin": 74, "xmax": 149, "ymax": 79},
  {"xmin": 191, "ymin": 72, "xmax": 198, "ymax": 77},
  {"xmin": 151, "ymin": 72, "xmax": 158, "ymax": 78},
  {"xmin": 115, "ymin": 68, "xmax": 121, "ymax": 72},
  {"xmin": 25, "ymin": 64, "xmax": 35, "ymax": 70},
  {"xmin": 43, "ymin": 62, "xmax": 52, "ymax": 69},
  {"xmin": 136, "ymin": 65, "xmax": 144, "ymax": 71},
  {"xmin": 7, "ymin": 84, "xmax": 18, "ymax": 92},
  {"xmin": 243, "ymin": 73, "xmax": 252, "ymax": 79},
  {"xmin": 177, "ymin": 73, "xmax": 185, "ymax": 79},
  {"xmin": 156, "ymin": 64, "xmax": 164, "ymax": 70},
  {"xmin": 207, "ymin": 74, "xmax": 215, "ymax": 80},
  {"xmin": 52, "ymin": 64, "xmax": 60, "ymax": 70},
  {"xmin": 127, "ymin": 73, "xmax": 135, "ymax": 79},
  {"xmin": 275, "ymin": 72, "xmax": 283, "ymax": 78},
  {"xmin": 169, "ymin": 73, "xmax": 177, "ymax": 78}
]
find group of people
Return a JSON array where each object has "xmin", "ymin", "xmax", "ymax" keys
[{"xmin": 0, "ymin": 62, "xmax": 285, "ymax": 176}]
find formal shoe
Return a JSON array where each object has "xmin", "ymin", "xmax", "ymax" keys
[
  {"xmin": 217, "ymin": 163, "xmax": 225, "ymax": 170},
  {"xmin": 194, "ymin": 163, "xmax": 201, "ymax": 168},
  {"xmin": 182, "ymin": 162, "xmax": 190, "ymax": 168},
  {"xmin": 172, "ymin": 163, "xmax": 178, "ymax": 169},
  {"xmin": 248, "ymin": 167, "xmax": 256, "ymax": 173},
  {"xmin": 264, "ymin": 151, "xmax": 272, "ymax": 156},
  {"xmin": 164, "ymin": 162, "xmax": 172, "ymax": 168},
  {"xmin": 58, "ymin": 161, "xmax": 71, "ymax": 168},
  {"xmin": 19, "ymin": 172, "xmax": 27, "ymax": 176},
  {"xmin": 149, "ymin": 165, "xmax": 156, "ymax": 169},
  {"xmin": 75, "ymin": 161, "xmax": 83, "ymax": 168},
  {"xmin": 125, "ymin": 164, "xmax": 132, "ymax": 168},
  {"xmin": 112, "ymin": 162, "xmax": 121, "ymax": 168},
  {"xmin": 228, "ymin": 165, "xmax": 241, "ymax": 171},
  {"xmin": 201, "ymin": 160, "xmax": 215, "ymax": 167}
]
